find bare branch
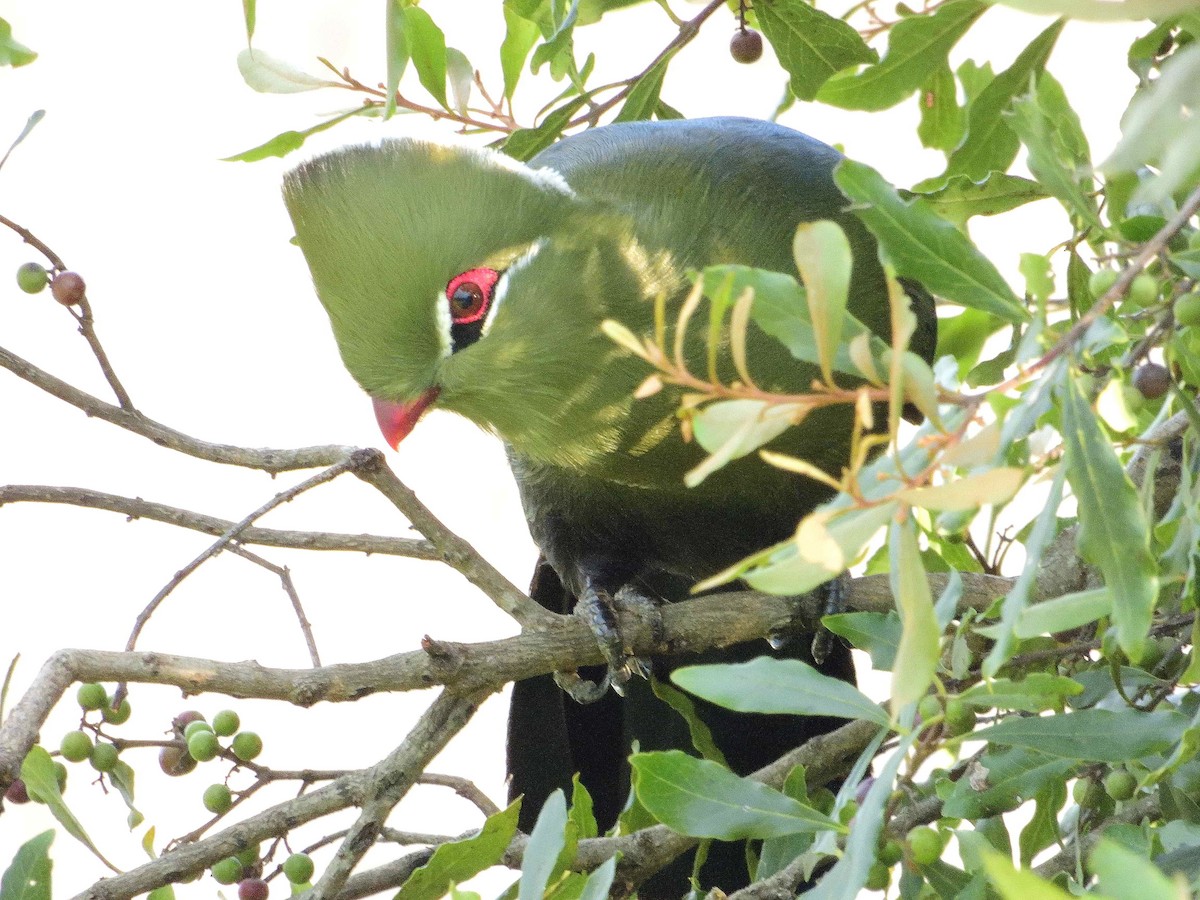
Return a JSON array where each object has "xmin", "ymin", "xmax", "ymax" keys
[
  {"xmin": 0, "ymin": 484, "xmax": 438, "ymax": 558},
  {"xmin": 228, "ymin": 544, "xmax": 323, "ymax": 667}
]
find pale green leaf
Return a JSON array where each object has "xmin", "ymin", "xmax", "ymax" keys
[
  {"xmin": 974, "ymin": 707, "xmax": 1187, "ymax": 761},
  {"xmin": 403, "ymin": 6, "xmax": 448, "ymax": 108},
  {"xmin": 793, "ymin": 221, "xmax": 852, "ymax": 385},
  {"xmin": 0, "ymin": 831, "xmax": 53, "ymax": 900},
  {"xmin": 1013, "ymin": 586, "xmax": 1112, "ymax": 638},
  {"xmin": 384, "ymin": 0, "xmax": 409, "ymax": 119},
  {"xmin": 823, "ymin": 611, "xmax": 901, "ymax": 669},
  {"xmin": 21, "ymin": 746, "xmax": 118, "ymax": 872},
  {"xmin": 987, "ymin": 0, "xmax": 1200, "ymax": 19},
  {"xmin": 915, "ymin": 173, "xmax": 1047, "ymax": 227},
  {"xmin": 898, "ymin": 466, "xmax": 1024, "ymax": 511},
  {"xmin": 0, "ymin": 18, "xmax": 36, "ymax": 67},
  {"xmin": 672, "ymin": 657, "xmax": 890, "ymax": 726},
  {"xmin": 503, "ymin": 97, "xmax": 583, "ymax": 161},
  {"xmin": 242, "ymin": 0, "xmax": 256, "ymax": 44},
  {"xmin": 500, "ymin": 5, "xmax": 540, "ymax": 100},
  {"xmin": 631, "ymin": 751, "xmax": 841, "ymax": 839},
  {"xmin": 686, "ymin": 399, "xmax": 803, "ymax": 486},
  {"xmin": 957, "ymin": 674, "xmax": 1084, "ymax": 712},
  {"xmin": 0, "ymin": 109, "xmax": 45, "ymax": 175},
  {"xmin": 446, "ymin": 48, "xmax": 473, "ymax": 114},
  {"xmin": 755, "ymin": 0, "xmax": 876, "ymax": 101},
  {"xmin": 942, "ymin": 747, "xmax": 1074, "ymax": 818},
  {"xmin": 222, "ymin": 108, "xmax": 366, "ymax": 162},
  {"xmin": 236, "ymin": 48, "xmax": 334, "ymax": 93},
  {"xmin": 1091, "ymin": 838, "xmax": 1183, "ymax": 900},
  {"xmin": 398, "ymin": 801, "xmax": 521, "ymax": 900},
  {"xmin": 614, "ymin": 57, "xmax": 668, "ymax": 123},
  {"xmin": 889, "ymin": 517, "xmax": 940, "ymax": 713},
  {"xmin": 519, "ymin": 791, "xmax": 566, "ymax": 900},
  {"xmin": 982, "ymin": 850, "xmax": 1074, "ymax": 899},
  {"xmin": 917, "ymin": 63, "xmax": 966, "ymax": 152}
]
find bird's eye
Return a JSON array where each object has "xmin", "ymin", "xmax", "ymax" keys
[{"xmin": 445, "ymin": 268, "xmax": 499, "ymax": 325}]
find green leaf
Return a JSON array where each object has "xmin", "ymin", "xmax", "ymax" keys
[
  {"xmin": 0, "ymin": 830, "xmax": 53, "ymax": 900},
  {"xmin": 446, "ymin": 48, "xmax": 473, "ymax": 115},
  {"xmin": 108, "ymin": 761, "xmax": 143, "ymax": 830},
  {"xmin": 916, "ymin": 172, "xmax": 1047, "ymax": 227},
  {"xmin": 933, "ymin": 18, "xmax": 1065, "ymax": 185},
  {"xmin": 822, "ymin": 611, "xmax": 901, "ymax": 669},
  {"xmin": 834, "ymin": 160, "xmax": 1028, "ymax": 322},
  {"xmin": 755, "ymin": 0, "xmax": 876, "ymax": 101},
  {"xmin": 1091, "ymin": 838, "xmax": 1181, "ymax": 900},
  {"xmin": 577, "ymin": 856, "xmax": 616, "ymax": 900},
  {"xmin": 20, "ymin": 747, "xmax": 117, "ymax": 872},
  {"xmin": 817, "ymin": 0, "xmax": 985, "ymax": 110},
  {"xmin": 1019, "ymin": 780, "xmax": 1066, "ymax": 866},
  {"xmin": 0, "ymin": 18, "xmax": 36, "ymax": 67},
  {"xmin": 917, "ymin": 63, "xmax": 966, "ymax": 153},
  {"xmin": 1006, "ymin": 75, "xmax": 1102, "ymax": 229},
  {"xmin": 568, "ymin": 776, "xmax": 597, "ymax": 840},
  {"xmin": 531, "ymin": 0, "xmax": 580, "ymax": 75},
  {"xmin": 1061, "ymin": 370, "xmax": 1157, "ymax": 659},
  {"xmin": 222, "ymin": 108, "xmax": 367, "ymax": 162},
  {"xmin": 651, "ymin": 678, "xmax": 729, "ymax": 766},
  {"xmin": 686, "ymin": 399, "xmax": 800, "ymax": 487},
  {"xmin": 236, "ymin": 48, "xmax": 334, "ymax": 93},
  {"xmin": 501, "ymin": 5, "xmax": 540, "ymax": 100},
  {"xmin": 0, "ymin": 109, "xmax": 45, "ymax": 175},
  {"xmin": 398, "ymin": 801, "xmax": 521, "ymax": 900},
  {"xmin": 1013, "ymin": 586, "xmax": 1112, "ymax": 638},
  {"xmin": 673, "ymin": 657, "xmax": 890, "ymax": 726},
  {"xmin": 942, "ymin": 746, "xmax": 1073, "ymax": 818},
  {"xmin": 990, "ymin": 0, "xmax": 1200, "ymax": 20},
  {"xmin": 502, "ymin": 97, "xmax": 584, "ymax": 161},
  {"xmin": 613, "ymin": 57, "xmax": 668, "ymax": 123},
  {"xmin": 982, "ymin": 850, "xmax": 1074, "ymax": 900},
  {"xmin": 384, "ymin": 0, "xmax": 410, "ymax": 119},
  {"xmin": 889, "ymin": 517, "xmax": 940, "ymax": 713},
  {"xmin": 519, "ymin": 791, "xmax": 567, "ymax": 900},
  {"xmin": 403, "ymin": 6, "xmax": 448, "ymax": 109},
  {"xmin": 793, "ymin": 221, "xmax": 852, "ymax": 386},
  {"xmin": 242, "ymin": 0, "xmax": 256, "ymax": 44},
  {"xmin": 631, "ymin": 751, "xmax": 841, "ymax": 839},
  {"xmin": 957, "ymin": 673, "xmax": 1083, "ymax": 712},
  {"xmin": 974, "ymin": 707, "xmax": 1187, "ymax": 761}
]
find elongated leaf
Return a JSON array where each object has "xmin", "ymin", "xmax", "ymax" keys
[
  {"xmin": 577, "ymin": 856, "xmax": 616, "ymax": 900},
  {"xmin": 503, "ymin": 97, "xmax": 584, "ymax": 161},
  {"xmin": 755, "ymin": 0, "xmax": 876, "ymax": 101},
  {"xmin": 222, "ymin": 108, "xmax": 367, "ymax": 162},
  {"xmin": 793, "ymin": 221, "xmax": 851, "ymax": 385},
  {"xmin": 817, "ymin": 0, "xmax": 986, "ymax": 110},
  {"xmin": 974, "ymin": 707, "xmax": 1187, "ymax": 761},
  {"xmin": 403, "ymin": 6, "xmax": 448, "ymax": 108},
  {"xmin": 651, "ymin": 679, "xmax": 728, "ymax": 766},
  {"xmin": 236, "ymin": 48, "xmax": 334, "ymax": 93},
  {"xmin": 957, "ymin": 674, "xmax": 1083, "ymax": 712},
  {"xmin": 1006, "ymin": 76, "xmax": 1102, "ymax": 229},
  {"xmin": 530, "ymin": 0, "xmax": 580, "ymax": 74},
  {"xmin": 501, "ymin": 4, "xmax": 540, "ymax": 100},
  {"xmin": 915, "ymin": 172, "xmax": 1047, "ymax": 227},
  {"xmin": 898, "ymin": 466, "xmax": 1023, "ymax": 511},
  {"xmin": 918, "ymin": 63, "xmax": 966, "ymax": 153},
  {"xmin": 0, "ymin": 830, "xmax": 53, "ymax": 900},
  {"xmin": 889, "ymin": 517, "xmax": 940, "ymax": 713},
  {"xmin": 21, "ymin": 746, "xmax": 118, "ymax": 872},
  {"xmin": 982, "ymin": 850, "xmax": 1074, "ymax": 899},
  {"xmin": 1091, "ymin": 839, "xmax": 1180, "ymax": 900},
  {"xmin": 446, "ymin": 48, "xmax": 473, "ymax": 114},
  {"xmin": 835, "ymin": 160, "xmax": 1027, "ymax": 321},
  {"xmin": 631, "ymin": 751, "xmax": 841, "ymax": 839},
  {"xmin": 384, "ymin": 0, "xmax": 409, "ymax": 119},
  {"xmin": 1013, "ymin": 586, "xmax": 1111, "ymax": 638},
  {"xmin": 942, "ymin": 746, "xmax": 1073, "ymax": 818},
  {"xmin": 0, "ymin": 109, "xmax": 45, "ymax": 174},
  {"xmin": 1061, "ymin": 369, "xmax": 1157, "ymax": 659},
  {"xmin": 519, "ymin": 791, "xmax": 567, "ymax": 900},
  {"xmin": 989, "ymin": 0, "xmax": 1200, "ymax": 20},
  {"xmin": 398, "ymin": 801, "xmax": 521, "ymax": 900},
  {"xmin": 242, "ymin": 0, "xmax": 256, "ymax": 44},
  {"xmin": 935, "ymin": 18, "xmax": 1065, "ymax": 185},
  {"xmin": 614, "ymin": 57, "xmax": 668, "ymax": 123},
  {"xmin": 672, "ymin": 657, "xmax": 890, "ymax": 726},
  {"xmin": 0, "ymin": 18, "xmax": 36, "ymax": 67},
  {"xmin": 823, "ymin": 611, "xmax": 901, "ymax": 669},
  {"xmin": 687, "ymin": 399, "xmax": 803, "ymax": 486}
]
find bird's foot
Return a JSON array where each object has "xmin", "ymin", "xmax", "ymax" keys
[
  {"xmin": 559, "ymin": 581, "xmax": 662, "ymax": 702},
  {"xmin": 768, "ymin": 573, "xmax": 850, "ymax": 665}
]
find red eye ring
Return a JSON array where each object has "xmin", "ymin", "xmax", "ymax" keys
[{"xmin": 446, "ymin": 268, "xmax": 500, "ymax": 325}]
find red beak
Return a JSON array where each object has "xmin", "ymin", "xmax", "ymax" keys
[{"xmin": 372, "ymin": 387, "xmax": 440, "ymax": 449}]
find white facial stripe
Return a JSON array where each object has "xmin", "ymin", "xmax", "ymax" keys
[
  {"xmin": 483, "ymin": 240, "xmax": 545, "ymax": 337},
  {"xmin": 433, "ymin": 290, "xmax": 452, "ymax": 359}
]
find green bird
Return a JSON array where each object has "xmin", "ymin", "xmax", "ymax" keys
[{"xmin": 284, "ymin": 117, "xmax": 935, "ymax": 895}]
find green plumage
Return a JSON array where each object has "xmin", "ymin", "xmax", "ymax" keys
[{"xmin": 285, "ymin": 117, "xmax": 936, "ymax": 896}]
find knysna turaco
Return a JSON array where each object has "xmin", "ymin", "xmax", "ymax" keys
[{"xmin": 284, "ymin": 117, "xmax": 936, "ymax": 895}]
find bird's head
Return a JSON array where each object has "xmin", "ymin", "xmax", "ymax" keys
[{"xmin": 284, "ymin": 140, "xmax": 660, "ymax": 461}]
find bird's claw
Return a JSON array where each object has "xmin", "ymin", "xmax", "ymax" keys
[
  {"xmin": 561, "ymin": 580, "xmax": 661, "ymax": 702},
  {"xmin": 768, "ymin": 573, "xmax": 850, "ymax": 665},
  {"xmin": 554, "ymin": 668, "xmax": 611, "ymax": 704}
]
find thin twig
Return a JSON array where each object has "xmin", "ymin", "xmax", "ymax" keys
[
  {"xmin": 417, "ymin": 772, "xmax": 501, "ymax": 817},
  {"xmin": 0, "ymin": 484, "xmax": 438, "ymax": 558},
  {"xmin": 228, "ymin": 544, "xmax": 323, "ymax": 667},
  {"xmin": 124, "ymin": 459, "xmax": 360, "ymax": 653}
]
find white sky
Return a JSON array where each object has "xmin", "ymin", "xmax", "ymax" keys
[{"xmin": 0, "ymin": 1, "xmax": 1138, "ymax": 895}]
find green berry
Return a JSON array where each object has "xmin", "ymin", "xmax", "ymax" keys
[
  {"xmin": 187, "ymin": 730, "xmax": 220, "ymax": 762},
  {"xmin": 1127, "ymin": 273, "xmax": 1158, "ymax": 307},
  {"xmin": 729, "ymin": 28, "xmax": 763, "ymax": 64},
  {"xmin": 60, "ymin": 731, "xmax": 93, "ymax": 763},
  {"xmin": 838, "ymin": 799, "xmax": 858, "ymax": 825},
  {"xmin": 1176, "ymin": 293, "xmax": 1200, "ymax": 327},
  {"xmin": 89, "ymin": 742, "xmax": 119, "ymax": 773},
  {"xmin": 283, "ymin": 852, "xmax": 315, "ymax": 884},
  {"xmin": 202, "ymin": 783, "xmax": 233, "ymax": 814},
  {"xmin": 907, "ymin": 825, "xmax": 945, "ymax": 866},
  {"xmin": 865, "ymin": 861, "xmax": 890, "ymax": 891},
  {"xmin": 943, "ymin": 699, "xmax": 977, "ymax": 737},
  {"xmin": 50, "ymin": 271, "xmax": 86, "ymax": 306},
  {"xmin": 1088, "ymin": 268, "xmax": 1119, "ymax": 299},
  {"xmin": 211, "ymin": 856, "xmax": 242, "ymax": 885},
  {"xmin": 159, "ymin": 745, "xmax": 197, "ymax": 777},
  {"xmin": 231, "ymin": 731, "xmax": 263, "ymax": 761},
  {"xmin": 53, "ymin": 762, "xmax": 68, "ymax": 792},
  {"xmin": 212, "ymin": 710, "xmax": 240, "ymax": 737},
  {"xmin": 878, "ymin": 839, "xmax": 903, "ymax": 866},
  {"xmin": 235, "ymin": 842, "xmax": 260, "ymax": 867},
  {"xmin": 16, "ymin": 261, "xmax": 48, "ymax": 294},
  {"xmin": 916, "ymin": 694, "xmax": 942, "ymax": 724},
  {"xmin": 76, "ymin": 683, "xmax": 107, "ymax": 711},
  {"xmin": 184, "ymin": 720, "xmax": 214, "ymax": 741},
  {"xmin": 1104, "ymin": 769, "xmax": 1137, "ymax": 801},
  {"xmin": 1073, "ymin": 777, "xmax": 1102, "ymax": 807},
  {"xmin": 102, "ymin": 697, "xmax": 132, "ymax": 725}
]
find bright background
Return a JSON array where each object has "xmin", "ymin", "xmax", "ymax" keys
[{"xmin": 0, "ymin": 1, "xmax": 1136, "ymax": 894}]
